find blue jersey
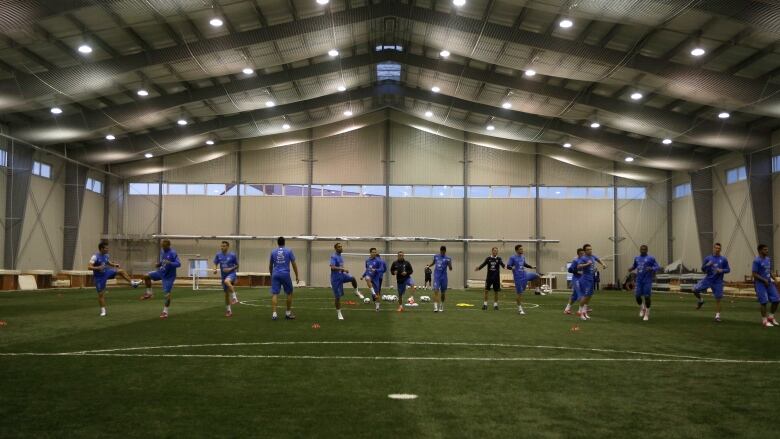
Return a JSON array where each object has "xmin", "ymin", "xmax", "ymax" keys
[
  {"xmin": 365, "ymin": 257, "xmax": 386, "ymax": 278},
  {"xmin": 702, "ymin": 255, "xmax": 730, "ymax": 282},
  {"xmin": 567, "ymin": 258, "xmax": 582, "ymax": 279},
  {"xmin": 213, "ymin": 251, "xmax": 238, "ymax": 276},
  {"xmin": 576, "ymin": 254, "xmax": 600, "ymax": 280},
  {"xmin": 631, "ymin": 254, "xmax": 659, "ymax": 283},
  {"xmin": 330, "ymin": 253, "xmax": 345, "ymax": 280},
  {"xmin": 157, "ymin": 248, "xmax": 181, "ymax": 279},
  {"xmin": 507, "ymin": 254, "xmax": 531, "ymax": 277},
  {"xmin": 90, "ymin": 252, "xmax": 111, "ymax": 277},
  {"xmin": 270, "ymin": 247, "xmax": 295, "ymax": 275},
  {"xmin": 752, "ymin": 256, "xmax": 771, "ymax": 281},
  {"xmin": 432, "ymin": 254, "xmax": 451, "ymax": 278}
]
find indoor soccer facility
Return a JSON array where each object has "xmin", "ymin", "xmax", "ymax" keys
[{"xmin": 1, "ymin": 1, "xmax": 779, "ymax": 437}]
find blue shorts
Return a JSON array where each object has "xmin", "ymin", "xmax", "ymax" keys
[
  {"xmin": 148, "ymin": 271, "xmax": 175, "ymax": 293},
  {"xmin": 94, "ymin": 269, "xmax": 117, "ymax": 293},
  {"xmin": 570, "ymin": 278, "xmax": 581, "ymax": 302},
  {"xmin": 635, "ymin": 281, "xmax": 652, "ymax": 297},
  {"xmin": 371, "ymin": 276, "xmax": 383, "ymax": 294},
  {"xmin": 694, "ymin": 278, "xmax": 724, "ymax": 299},
  {"xmin": 397, "ymin": 277, "xmax": 414, "ymax": 295},
  {"xmin": 221, "ymin": 273, "xmax": 237, "ymax": 291},
  {"xmin": 514, "ymin": 272, "xmax": 539, "ymax": 294},
  {"xmin": 433, "ymin": 276, "xmax": 448, "ymax": 292},
  {"xmin": 579, "ymin": 279, "xmax": 595, "ymax": 297},
  {"xmin": 755, "ymin": 281, "xmax": 780, "ymax": 305},
  {"xmin": 271, "ymin": 273, "xmax": 293, "ymax": 295},
  {"xmin": 330, "ymin": 273, "xmax": 356, "ymax": 298}
]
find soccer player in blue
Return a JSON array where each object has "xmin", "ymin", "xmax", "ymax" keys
[
  {"xmin": 213, "ymin": 241, "xmax": 239, "ymax": 318},
  {"xmin": 576, "ymin": 243, "xmax": 607, "ymax": 321},
  {"xmin": 140, "ymin": 239, "xmax": 181, "ymax": 319},
  {"xmin": 88, "ymin": 241, "xmax": 140, "ymax": 316},
  {"xmin": 692, "ymin": 242, "xmax": 730, "ymax": 322},
  {"xmin": 564, "ymin": 248, "xmax": 584, "ymax": 315},
  {"xmin": 752, "ymin": 244, "xmax": 779, "ymax": 327},
  {"xmin": 363, "ymin": 248, "xmax": 387, "ymax": 311},
  {"xmin": 506, "ymin": 244, "xmax": 539, "ymax": 315},
  {"xmin": 269, "ymin": 236, "xmax": 300, "ymax": 321},
  {"xmin": 427, "ymin": 246, "xmax": 452, "ymax": 313},
  {"xmin": 627, "ymin": 244, "xmax": 661, "ymax": 321},
  {"xmin": 330, "ymin": 242, "xmax": 362, "ymax": 320}
]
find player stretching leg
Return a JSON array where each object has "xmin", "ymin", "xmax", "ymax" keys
[
  {"xmin": 213, "ymin": 241, "xmax": 239, "ymax": 317},
  {"xmin": 364, "ymin": 248, "xmax": 387, "ymax": 312},
  {"xmin": 88, "ymin": 241, "xmax": 140, "ymax": 316},
  {"xmin": 564, "ymin": 248, "xmax": 584, "ymax": 315},
  {"xmin": 476, "ymin": 247, "xmax": 505, "ymax": 311},
  {"xmin": 330, "ymin": 243, "xmax": 361, "ymax": 320},
  {"xmin": 752, "ymin": 244, "xmax": 780, "ymax": 327},
  {"xmin": 507, "ymin": 245, "xmax": 538, "ymax": 315},
  {"xmin": 269, "ymin": 237, "xmax": 299, "ymax": 321},
  {"xmin": 577, "ymin": 244, "xmax": 607, "ymax": 321},
  {"xmin": 427, "ymin": 246, "xmax": 452, "ymax": 312},
  {"xmin": 391, "ymin": 251, "xmax": 415, "ymax": 312},
  {"xmin": 692, "ymin": 243, "xmax": 730, "ymax": 322},
  {"xmin": 628, "ymin": 245, "xmax": 660, "ymax": 321},
  {"xmin": 140, "ymin": 239, "xmax": 181, "ymax": 319}
]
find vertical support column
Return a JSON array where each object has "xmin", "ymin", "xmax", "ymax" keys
[
  {"xmin": 666, "ymin": 172, "xmax": 673, "ymax": 262},
  {"xmin": 690, "ymin": 168, "xmax": 714, "ymax": 260},
  {"xmin": 4, "ymin": 139, "xmax": 33, "ymax": 269},
  {"xmin": 102, "ymin": 170, "xmax": 110, "ymax": 236},
  {"xmin": 305, "ymin": 130, "xmax": 314, "ymax": 285},
  {"xmin": 383, "ymin": 117, "xmax": 391, "ymax": 256},
  {"xmin": 612, "ymin": 165, "xmax": 620, "ymax": 285},
  {"xmin": 462, "ymin": 139, "xmax": 470, "ymax": 289},
  {"xmin": 745, "ymin": 150, "xmax": 774, "ymax": 266},
  {"xmin": 235, "ymin": 145, "xmax": 242, "ymax": 257},
  {"xmin": 534, "ymin": 144, "xmax": 541, "ymax": 271},
  {"xmin": 62, "ymin": 162, "xmax": 88, "ymax": 270},
  {"xmin": 157, "ymin": 170, "xmax": 164, "ymax": 240}
]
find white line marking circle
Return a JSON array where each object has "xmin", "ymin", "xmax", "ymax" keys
[{"xmin": 388, "ymin": 394, "xmax": 418, "ymax": 400}]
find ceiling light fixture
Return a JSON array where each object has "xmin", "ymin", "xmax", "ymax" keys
[
  {"xmin": 630, "ymin": 92, "xmax": 643, "ymax": 100},
  {"xmin": 78, "ymin": 44, "xmax": 92, "ymax": 54},
  {"xmin": 206, "ymin": 140, "xmax": 215, "ymax": 145},
  {"xmin": 282, "ymin": 123, "xmax": 291, "ymax": 130},
  {"xmin": 718, "ymin": 111, "xmax": 730, "ymax": 119},
  {"xmin": 242, "ymin": 68, "xmax": 254, "ymax": 75},
  {"xmin": 559, "ymin": 19, "xmax": 573, "ymax": 28},
  {"xmin": 431, "ymin": 86, "xmax": 440, "ymax": 93},
  {"xmin": 453, "ymin": 0, "xmax": 466, "ymax": 6},
  {"xmin": 662, "ymin": 138, "xmax": 672, "ymax": 145},
  {"xmin": 344, "ymin": 110, "xmax": 353, "ymax": 116},
  {"xmin": 145, "ymin": 153, "xmax": 154, "ymax": 158},
  {"xmin": 524, "ymin": 69, "xmax": 536, "ymax": 77},
  {"xmin": 425, "ymin": 111, "xmax": 433, "ymax": 117},
  {"xmin": 563, "ymin": 143, "xmax": 572, "ymax": 148},
  {"xmin": 50, "ymin": 107, "xmax": 63, "ymax": 115},
  {"xmin": 691, "ymin": 47, "xmax": 706, "ymax": 57},
  {"xmin": 265, "ymin": 100, "xmax": 275, "ymax": 107},
  {"xmin": 502, "ymin": 102, "xmax": 512, "ymax": 109},
  {"xmin": 328, "ymin": 49, "xmax": 339, "ymax": 57},
  {"xmin": 590, "ymin": 122, "xmax": 600, "ymax": 128},
  {"xmin": 137, "ymin": 89, "xmax": 149, "ymax": 97},
  {"xmin": 316, "ymin": 0, "xmax": 330, "ymax": 4},
  {"xmin": 625, "ymin": 157, "xmax": 635, "ymax": 162},
  {"xmin": 337, "ymin": 85, "xmax": 347, "ymax": 91},
  {"xmin": 440, "ymin": 50, "xmax": 450, "ymax": 58},
  {"xmin": 177, "ymin": 119, "xmax": 187, "ymax": 126},
  {"xmin": 209, "ymin": 18, "xmax": 223, "ymax": 27},
  {"xmin": 106, "ymin": 134, "xmax": 116, "ymax": 141},
  {"xmin": 486, "ymin": 125, "xmax": 495, "ymax": 131}
]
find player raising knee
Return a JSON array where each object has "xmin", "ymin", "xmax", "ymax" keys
[
  {"xmin": 628, "ymin": 245, "xmax": 660, "ymax": 321},
  {"xmin": 506, "ymin": 244, "xmax": 538, "ymax": 315},
  {"xmin": 140, "ymin": 239, "xmax": 181, "ymax": 319},
  {"xmin": 213, "ymin": 241, "xmax": 239, "ymax": 317},
  {"xmin": 330, "ymin": 243, "xmax": 361, "ymax": 320},
  {"xmin": 363, "ymin": 248, "xmax": 387, "ymax": 312},
  {"xmin": 576, "ymin": 244, "xmax": 607, "ymax": 321},
  {"xmin": 692, "ymin": 243, "xmax": 730, "ymax": 322},
  {"xmin": 269, "ymin": 237, "xmax": 299, "ymax": 321},
  {"xmin": 752, "ymin": 244, "xmax": 779, "ymax": 327},
  {"xmin": 564, "ymin": 248, "xmax": 584, "ymax": 315},
  {"xmin": 88, "ymin": 241, "xmax": 141, "ymax": 317},
  {"xmin": 427, "ymin": 246, "xmax": 452, "ymax": 312},
  {"xmin": 391, "ymin": 251, "xmax": 415, "ymax": 312}
]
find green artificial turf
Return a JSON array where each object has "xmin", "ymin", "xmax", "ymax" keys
[{"xmin": 0, "ymin": 286, "xmax": 777, "ymax": 438}]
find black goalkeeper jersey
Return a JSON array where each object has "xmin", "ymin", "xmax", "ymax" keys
[{"xmin": 478, "ymin": 256, "xmax": 505, "ymax": 278}]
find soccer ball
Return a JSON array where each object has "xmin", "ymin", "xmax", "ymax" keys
[
  {"xmin": 420, "ymin": 296, "xmax": 431, "ymax": 302},
  {"xmin": 390, "ymin": 295, "xmax": 398, "ymax": 302},
  {"xmin": 363, "ymin": 297, "xmax": 371, "ymax": 304}
]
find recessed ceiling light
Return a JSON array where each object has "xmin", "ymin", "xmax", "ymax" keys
[
  {"xmin": 265, "ymin": 100, "xmax": 275, "ymax": 107},
  {"xmin": 328, "ymin": 49, "xmax": 339, "ymax": 57},
  {"xmin": 425, "ymin": 111, "xmax": 433, "ymax": 117},
  {"xmin": 145, "ymin": 153, "xmax": 154, "ymax": 158},
  {"xmin": 662, "ymin": 138, "xmax": 672, "ymax": 145},
  {"xmin": 625, "ymin": 157, "xmax": 635, "ymax": 162},
  {"xmin": 78, "ymin": 44, "xmax": 92, "ymax": 54},
  {"xmin": 50, "ymin": 107, "xmax": 63, "ymax": 115},
  {"xmin": 559, "ymin": 19, "xmax": 573, "ymax": 28},
  {"xmin": 453, "ymin": 0, "xmax": 466, "ymax": 6},
  {"xmin": 282, "ymin": 123, "xmax": 291, "ymax": 130},
  {"xmin": 630, "ymin": 92, "xmax": 643, "ymax": 100},
  {"xmin": 316, "ymin": 0, "xmax": 329, "ymax": 4},
  {"xmin": 337, "ymin": 85, "xmax": 346, "ymax": 91},
  {"xmin": 502, "ymin": 102, "xmax": 512, "ymax": 109},
  {"xmin": 242, "ymin": 68, "xmax": 254, "ymax": 75},
  {"xmin": 524, "ymin": 69, "xmax": 536, "ymax": 77},
  {"xmin": 105, "ymin": 134, "xmax": 116, "ymax": 141},
  {"xmin": 486, "ymin": 125, "xmax": 495, "ymax": 131},
  {"xmin": 344, "ymin": 110, "xmax": 353, "ymax": 116},
  {"xmin": 431, "ymin": 86, "xmax": 440, "ymax": 93},
  {"xmin": 718, "ymin": 111, "xmax": 730, "ymax": 119},
  {"xmin": 177, "ymin": 119, "xmax": 187, "ymax": 126},
  {"xmin": 209, "ymin": 18, "xmax": 223, "ymax": 27},
  {"xmin": 206, "ymin": 140, "xmax": 215, "ymax": 145},
  {"xmin": 137, "ymin": 89, "xmax": 149, "ymax": 97},
  {"xmin": 691, "ymin": 47, "xmax": 706, "ymax": 57},
  {"xmin": 563, "ymin": 143, "xmax": 572, "ymax": 148},
  {"xmin": 590, "ymin": 122, "xmax": 600, "ymax": 128},
  {"xmin": 440, "ymin": 50, "xmax": 450, "ymax": 58}
]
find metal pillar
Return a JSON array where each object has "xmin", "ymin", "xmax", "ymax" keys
[
  {"xmin": 305, "ymin": 131, "xmax": 314, "ymax": 285},
  {"xmin": 534, "ymin": 144, "xmax": 541, "ymax": 271},
  {"xmin": 745, "ymin": 150, "xmax": 774, "ymax": 266},
  {"xmin": 384, "ymin": 116, "xmax": 391, "ymax": 256},
  {"xmin": 62, "ymin": 162, "xmax": 88, "ymax": 270},
  {"xmin": 4, "ymin": 139, "xmax": 33, "ymax": 269},
  {"xmin": 666, "ymin": 172, "xmax": 673, "ymax": 262},
  {"xmin": 235, "ymin": 145, "xmax": 242, "ymax": 257},
  {"xmin": 462, "ymin": 139, "xmax": 470, "ymax": 289},
  {"xmin": 612, "ymin": 166, "xmax": 620, "ymax": 284},
  {"xmin": 690, "ymin": 168, "xmax": 714, "ymax": 259}
]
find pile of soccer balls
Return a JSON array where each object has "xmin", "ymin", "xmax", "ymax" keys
[
  {"xmin": 420, "ymin": 296, "xmax": 431, "ymax": 302},
  {"xmin": 381, "ymin": 294, "xmax": 398, "ymax": 302}
]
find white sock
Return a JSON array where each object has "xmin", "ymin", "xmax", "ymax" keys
[
  {"xmin": 355, "ymin": 288, "xmax": 360, "ymax": 294},
  {"xmin": 285, "ymin": 310, "xmax": 291, "ymax": 316},
  {"xmin": 370, "ymin": 287, "xmax": 376, "ymax": 295},
  {"xmin": 100, "ymin": 307, "xmax": 106, "ymax": 313},
  {"xmin": 146, "ymin": 288, "xmax": 152, "ymax": 294},
  {"xmin": 273, "ymin": 311, "xmax": 278, "ymax": 318},
  {"xmin": 231, "ymin": 292, "xmax": 237, "ymax": 299},
  {"xmin": 493, "ymin": 302, "xmax": 498, "ymax": 307},
  {"xmin": 434, "ymin": 303, "xmax": 439, "ymax": 311},
  {"xmin": 715, "ymin": 312, "xmax": 720, "ymax": 317},
  {"xmin": 337, "ymin": 310, "xmax": 343, "ymax": 317},
  {"xmin": 483, "ymin": 301, "xmax": 487, "ymax": 306},
  {"xmin": 565, "ymin": 304, "xmax": 571, "ymax": 310},
  {"xmin": 163, "ymin": 306, "xmax": 169, "ymax": 313},
  {"xmin": 375, "ymin": 302, "xmax": 380, "ymax": 310},
  {"xmin": 226, "ymin": 305, "xmax": 231, "ymax": 312}
]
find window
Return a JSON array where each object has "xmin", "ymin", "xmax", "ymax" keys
[
  {"xmin": 322, "ymin": 185, "xmax": 341, "ymax": 197},
  {"xmin": 375, "ymin": 44, "xmax": 403, "ymax": 52},
  {"xmin": 389, "ymin": 185, "xmax": 412, "ymax": 197},
  {"xmin": 773, "ymin": 156, "xmax": 780, "ymax": 173},
  {"xmin": 206, "ymin": 184, "xmax": 226, "ymax": 196},
  {"xmin": 225, "ymin": 184, "xmax": 238, "ymax": 196},
  {"xmin": 377, "ymin": 62, "xmax": 401, "ymax": 81},
  {"xmin": 0, "ymin": 149, "xmax": 7, "ymax": 167},
  {"xmin": 491, "ymin": 186, "xmax": 510, "ymax": 198},
  {"xmin": 673, "ymin": 183, "xmax": 691, "ymax": 199},
  {"xmin": 588, "ymin": 187, "xmax": 610, "ymax": 199},
  {"xmin": 186, "ymin": 184, "xmax": 205, "ymax": 195},
  {"xmin": 265, "ymin": 184, "xmax": 284, "ymax": 196},
  {"xmin": 32, "ymin": 160, "xmax": 51, "ymax": 178},
  {"xmin": 240, "ymin": 184, "xmax": 264, "ymax": 196},
  {"xmin": 362, "ymin": 185, "xmax": 386, "ymax": 197},
  {"xmin": 510, "ymin": 186, "xmax": 535, "ymax": 198},
  {"xmin": 451, "ymin": 186, "xmax": 465, "ymax": 198},
  {"xmin": 726, "ymin": 166, "xmax": 747, "ymax": 184},
  {"xmin": 538, "ymin": 187, "xmax": 566, "ymax": 199},
  {"xmin": 285, "ymin": 184, "xmax": 306, "ymax": 196},
  {"xmin": 86, "ymin": 177, "xmax": 103, "ymax": 194},
  {"xmin": 413, "ymin": 186, "xmax": 432, "ymax": 197},
  {"xmin": 165, "ymin": 184, "xmax": 186, "ymax": 195},
  {"xmin": 342, "ymin": 185, "xmax": 361, "ymax": 197},
  {"xmin": 129, "ymin": 183, "xmax": 150, "ymax": 195},
  {"xmin": 566, "ymin": 187, "xmax": 587, "ymax": 199},
  {"xmin": 617, "ymin": 187, "xmax": 646, "ymax": 200},
  {"xmin": 467, "ymin": 186, "xmax": 490, "ymax": 198}
]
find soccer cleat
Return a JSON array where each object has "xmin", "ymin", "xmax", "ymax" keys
[
  {"xmin": 518, "ymin": 308, "xmax": 525, "ymax": 315},
  {"xmin": 285, "ymin": 313, "xmax": 296, "ymax": 320},
  {"xmin": 583, "ymin": 313, "xmax": 591, "ymax": 320},
  {"xmin": 337, "ymin": 313, "xmax": 344, "ymax": 321},
  {"xmin": 231, "ymin": 295, "xmax": 239, "ymax": 305},
  {"xmin": 225, "ymin": 310, "xmax": 233, "ymax": 318},
  {"xmin": 272, "ymin": 314, "xmax": 278, "ymax": 321},
  {"xmin": 493, "ymin": 304, "xmax": 499, "ymax": 311},
  {"xmin": 714, "ymin": 315, "xmax": 721, "ymax": 322},
  {"xmin": 639, "ymin": 306, "xmax": 646, "ymax": 318},
  {"xmin": 763, "ymin": 321, "xmax": 774, "ymax": 328},
  {"xmin": 580, "ymin": 313, "xmax": 588, "ymax": 321},
  {"xmin": 768, "ymin": 317, "xmax": 780, "ymax": 326},
  {"xmin": 482, "ymin": 304, "xmax": 488, "ymax": 311},
  {"xmin": 696, "ymin": 300, "xmax": 704, "ymax": 310},
  {"xmin": 355, "ymin": 291, "xmax": 365, "ymax": 300},
  {"xmin": 99, "ymin": 310, "xmax": 106, "ymax": 317},
  {"xmin": 140, "ymin": 293, "xmax": 153, "ymax": 300},
  {"xmin": 643, "ymin": 313, "xmax": 649, "ymax": 322},
  {"xmin": 159, "ymin": 311, "xmax": 168, "ymax": 319}
]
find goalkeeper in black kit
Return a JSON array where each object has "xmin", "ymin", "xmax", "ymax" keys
[{"xmin": 475, "ymin": 247, "xmax": 505, "ymax": 310}]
